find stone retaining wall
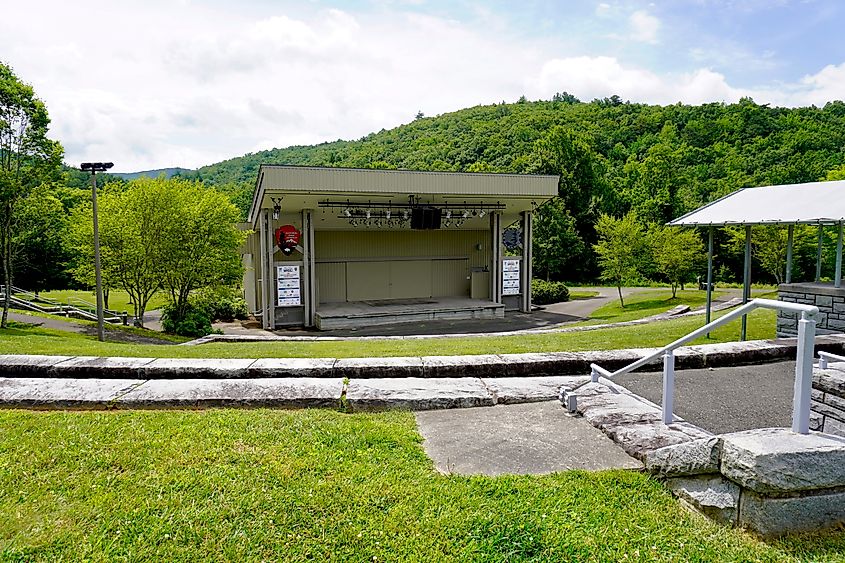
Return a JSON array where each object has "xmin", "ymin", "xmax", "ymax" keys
[
  {"xmin": 811, "ymin": 364, "xmax": 845, "ymax": 437},
  {"xmin": 646, "ymin": 428, "xmax": 845, "ymax": 537},
  {"xmin": 4, "ymin": 335, "xmax": 845, "ymax": 380},
  {"xmin": 778, "ymin": 282, "xmax": 845, "ymax": 337}
]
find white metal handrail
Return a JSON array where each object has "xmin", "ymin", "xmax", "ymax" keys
[
  {"xmin": 819, "ymin": 351, "xmax": 845, "ymax": 369},
  {"xmin": 588, "ymin": 298, "xmax": 819, "ymax": 434}
]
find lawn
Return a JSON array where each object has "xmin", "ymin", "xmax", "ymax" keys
[
  {"xmin": 1, "ymin": 409, "xmax": 842, "ymax": 561},
  {"xmin": 35, "ymin": 289, "xmax": 168, "ymax": 314},
  {"xmin": 587, "ymin": 289, "xmax": 723, "ymax": 324},
  {"xmin": 0, "ymin": 308, "xmax": 777, "ymax": 358}
]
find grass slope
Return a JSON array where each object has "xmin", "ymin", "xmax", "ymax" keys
[
  {"xmin": 1, "ymin": 409, "xmax": 842, "ymax": 560},
  {"xmin": 36, "ymin": 289, "xmax": 168, "ymax": 315},
  {"xmin": 0, "ymin": 309, "xmax": 776, "ymax": 358}
]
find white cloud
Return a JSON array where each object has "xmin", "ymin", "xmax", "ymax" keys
[
  {"xmin": 1, "ymin": 1, "xmax": 844, "ymax": 171},
  {"xmin": 595, "ymin": 2, "xmax": 613, "ymax": 17},
  {"xmin": 629, "ymin": 10, "xmax": 661, "ymax": 44},
  {"xmin": 532, "ymin": 56, "xmax": 748, "ymax": 104}
]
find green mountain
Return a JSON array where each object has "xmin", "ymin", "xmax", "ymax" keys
[
  {"xmin": 112, "ymin": 167, "xmax": 193, "ymax": 181},
  {"xmin": 181, "ymin": 96, "xmax": 845, "ymax": 282}
]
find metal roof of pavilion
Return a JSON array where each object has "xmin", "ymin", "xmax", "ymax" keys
[{"xmin": 668, "ymin": 180, "xmax": 845, "ymax": 226}]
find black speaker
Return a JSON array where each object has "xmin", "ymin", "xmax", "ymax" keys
[{"xmin": 411, "ymin": 207, "xmax": 442, "ymax": 229}]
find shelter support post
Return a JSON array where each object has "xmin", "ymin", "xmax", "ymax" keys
[
  {"xmin": 816, "ymin": 224, "xmax": 824, "ymax": 282},
  {"xmin": 836, "ymin": 222, "xmax": 843, "ymax": 289},
  {"xmin": 490, "ymin": 212, "xmax": 503, "ymax": 304},
  {"xmin": 705, "ymin": 226, "xmax": 714, "ymax": 337},
  {"xmin": 741, "ymin": 224, "xmax": 751, "ymax": 341},
  {"xmin": 302, "ymin": 209, "xmax": 316, "ymax": 327},
  {"xmin": 520, "ymin": 211, "xmax": 533, "ymax": 312},
  {"xmin": 785, "ymin": 225, "xmax": 794, "ymax": 284},
  {"xmin": 259, "ymin": 209, "xmax": 273, "ymax": 330}
]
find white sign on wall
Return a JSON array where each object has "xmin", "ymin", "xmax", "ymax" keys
[
  {"xmin": 277, "ymin": 264, "xmax": 302, "ymax": 307},
  {"xmin": 502, "ymin": 259, "xmax": 521, "ymax": 295}
]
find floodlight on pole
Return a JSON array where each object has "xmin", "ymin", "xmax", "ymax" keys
[{"xmin": 81, "ymin": 161, "xmax": 114, "ymax": 342}]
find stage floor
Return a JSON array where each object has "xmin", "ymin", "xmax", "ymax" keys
[{"xmin": 314, "ymin": 297, "xmax": 505, "ymax": 330}]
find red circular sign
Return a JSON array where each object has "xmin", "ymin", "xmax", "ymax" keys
[{"xmin": 275, "ymin": 225, "xmax": 301, "ymax": 247}]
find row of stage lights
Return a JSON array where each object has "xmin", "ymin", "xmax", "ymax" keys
[{"xmin": 339, "ymin": 207, "xmax": 487, "ymax": 228}]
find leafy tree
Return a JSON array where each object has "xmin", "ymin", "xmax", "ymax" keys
[
  {"xmin": 12, "ymin": 185, "xmax": 72, "ymax": 292},
  {"xmin": 532, "ymin": 199, "xmax": 583, "ymax": 281},
  {"xmin": 650, "ymin": 226, "xmax": 704, "ymax": 297},
  {"xmin": 594, "ymin": 212, "xmax": 646, "ymax": 307},
  {"xmin": 0, "ymin": 62, "xmax": 63, "ymax": 327}
]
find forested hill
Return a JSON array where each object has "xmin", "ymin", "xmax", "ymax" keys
[{"xmin": 183, "ymin": 96, "xmax": 845, "ymax": 281}]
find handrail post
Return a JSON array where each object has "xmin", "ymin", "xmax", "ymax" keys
[
  {"xmin": 792, "ymin": 311, "xmax": 816, "ymax": 434},
  {"xmin": 662, "ymin": 350, "xmax": 675, "ymax": 425},
  {"xmin": 819, "ymin": 355, "xmax": 828, "ymax": 370},
  {"xmin": 591, "ymin": 366, "xmax": 599, "ymax": 383}
]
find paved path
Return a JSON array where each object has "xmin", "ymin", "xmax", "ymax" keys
[
  {"xmin": 614, "ymin": 361, "xmax": 795, "ymax": 434},
  {"xmin": 7, "ymin": 311, "xmax": 87, "ymax": 333},
  {"xmin": 415, "ymin": 401, "xmax": 641, "ymax": 475}
]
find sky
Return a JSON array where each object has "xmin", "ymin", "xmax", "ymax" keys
[{"xmin": 3, "ymin": 0, "xmax": 845, "ymax": 172}]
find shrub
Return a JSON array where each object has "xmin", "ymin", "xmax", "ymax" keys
[
  {"xmin": 161, "ymin": 302, "xmax": 213, "ymax": 337},
  {"xmin": 532, "ymin": 279, "xmax": 570, "ymax": 305},
  {"xmin": 193, "ymin": 286, "xmax": 248, "ymax": 322}
]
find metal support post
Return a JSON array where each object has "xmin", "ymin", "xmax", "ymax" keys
[
  {"xmin": 591, "ymin": 366, "xmax": 599, "ymax": 383},
  {"xmin": 705, "ymin": 226, "xmax": 714, "ymax": 337},
  {"xmin": 741, "ymin": 225, "xmax": 751, "ymax": 341},
  {"xmin": 816, "ymin": 224, "xmax": 824, "ymax": 282},
  {"xmin": 91, "ymin": 172, "xmax": 105, "ymax": 342},
  {"xmin": 792, "ymin": 312, "xmax": 816, "ymax": 434},
  {"xmin": 836, "ymin": 222, "xmax": 843, "ymax": 288},
  {"xmin": 662, "ymin": 351, "xmax": 675, "ymax": 425},
  {"xmin": 785, "ymin": 225, "xmax": 794, "ymax": 284}
]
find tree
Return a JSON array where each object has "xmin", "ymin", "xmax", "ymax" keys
[
  {"xmin": 651, "ymin": 226, "xmax": 704, "ymax": 297},
  {"xmin": 158, "ymin": 180, "xmax": 247, "ymax": 320},
  {"xmin": 66, "ymin": 179, "xmax": 175, "ymax": 325},
  {"xmin": 532, "ymin": 198, "xmax": 584, "ymax": 281},
  {"xmin": 594, "ymin": 212, "xmax": 646, "ymax": 307},
  {"xmin": 12, "ymin": 185, "xmax": 73, "ymax": 292},
  {"xmin": 0, "ymin": 62, "xmax": 63, "ymax": 327}
]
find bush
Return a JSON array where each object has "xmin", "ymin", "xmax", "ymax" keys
[
  {"xmin": 192, "ymin": 286, "xmax": 248, "ymax": 322},
  {"xmin": 161, "ymin": 302, "xmax": 213, "ymax": 337},
  {"xmin": 532, "ymin": 279, "xmax": 570, "ymax": 305}
]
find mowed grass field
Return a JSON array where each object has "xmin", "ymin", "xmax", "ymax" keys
[
  {"xmin": 35, "ymin": 289, "xmax": 168, "ymax": 314},
  {"xmin": 1, "ymin": 409, "xmax": 843, "ymax": 561},
  {"xmin": 1, "ymin": 308, "xmax": 776, "ymax": 358}
]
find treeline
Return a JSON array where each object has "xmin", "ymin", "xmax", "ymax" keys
[{"xmin": 181, "ymin": 96, "xmax": 845, "ymax": 284}]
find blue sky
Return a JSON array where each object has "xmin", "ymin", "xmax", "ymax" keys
[{"xmin": 2, "ymin": 0, "xmax": 844, "ymax": 170}]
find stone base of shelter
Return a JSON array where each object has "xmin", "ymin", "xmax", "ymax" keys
[
  {"xmin": 777, "ymin": 282, "xmax": 845, "ymax": 337},
  {"xmin": 314, "ymin": 297, "xmax": 505, "ymax": 331},
  {"xmin": 812, "ymin": 362, "xmax": 845, "ymax": 437}
]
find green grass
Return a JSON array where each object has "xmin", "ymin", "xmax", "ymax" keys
[
  {"xmin": 1, "ymin": 409, "xmax": 842, "ymax": 561},
  {"xmin": 0, "ymin": 308, "xmax": 776, "ymax": 358},
  {"xmin": 36, "ymin": 289, "xmax": 168, "ymax": 314},
  {"xmin": 10, "ymin": 310, "xmax": 188, "ymax": 344},
  {"xmin": 587, "ymin": 290, "xmax": 722, "ymax": 325}
]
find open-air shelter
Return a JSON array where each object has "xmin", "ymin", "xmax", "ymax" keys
[{"xmin": 668, "ymin": 180, "xmax": 845, "ymax": 339}]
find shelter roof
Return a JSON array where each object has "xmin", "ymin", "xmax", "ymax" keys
[{"xmin": 668, "ymin": 180, "xmax": 845, "ymax": 227}]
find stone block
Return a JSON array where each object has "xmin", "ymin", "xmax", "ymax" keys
[
  {"xmin": 667, "ymin": 475, "xmax": 739, "ymax": 525},
  {"xmin": 827, "ymin": 319, "xmax": 845, "ymax": 330},
  {"xmin": 345, "ymin": 377, "xmax": 493, "ymax": 411},
  {"xmin": 814, "ymin": 370, "xmax": 845, "ymax": 396},
  {"xmin": 248, "ymin": 358, "xmax": 336, "ymax": 378},
  {"xmin": 495, "ymin": 352, "xmax": 585, "ymax": 377},
  {"xmin": 602, "ymin": 421, "xmax": 713, "ymax": 461},
  {"xmin": 812, "ymin": 389, "xmax": 825, "ymax": 402},
  {"xmin": 52, "ymin": 356, "xmax": 156, "ymax": 378},
  {"xmin": 817, "ymin": 295, "xmax": 834, "ymax": 308},
  {"xmin": 481, "ymin": 376, "xmax": 590, "ymax": 404},
  {"xmin": 646, "ymin": 437, "xmax": 721, "ymax": 477},
  {"xmin": 142, "ymin": 358, "xmax": 255, "ymax": 379},
  {"xmin": 334, "ymin": 357, "xmax": 424, "ymax": 379},
  {"xmin": 116, "ymin": 378, "xmax": 344, "ymax": 408},
  {"xmin": 0, "ymin": 377, "xmax": 141, "ymax": 407},
  {"xmin": 0, "ymin": 354, "xmax": 73, "ymax": 377},
  {"xmin": 720, "ymin": 427, "xmax": 845, "ymax": 493},
  {"xmin": 739, "ymin": 489, "xmax": 845, "ymax": 537},
  {"xmin": 811, "ymin": 399, "xmax": 845, "ymax": 423},
  {"xmin": 810, "ymin": 411, "xmax": 824, "ymax": 431},
  {"xmin": 834, "ymin": 302, "xmax": 845, "ymax": 313},
  {"xmin": 422, "ymin": 355, "xmax": 504, "ymax": 378},
  {"xmin": 824, "ymin": 417, "xmax": 845, "ymax": 437}
]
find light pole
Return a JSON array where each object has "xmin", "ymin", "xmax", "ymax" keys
[{"xmin": 81, "ymin": 162, "xmax": 113, "ymax": 342}]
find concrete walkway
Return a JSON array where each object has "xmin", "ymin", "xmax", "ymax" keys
[{"xmin": 416, "ymin": 401, "xmax": 641, "ymax": 475}]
